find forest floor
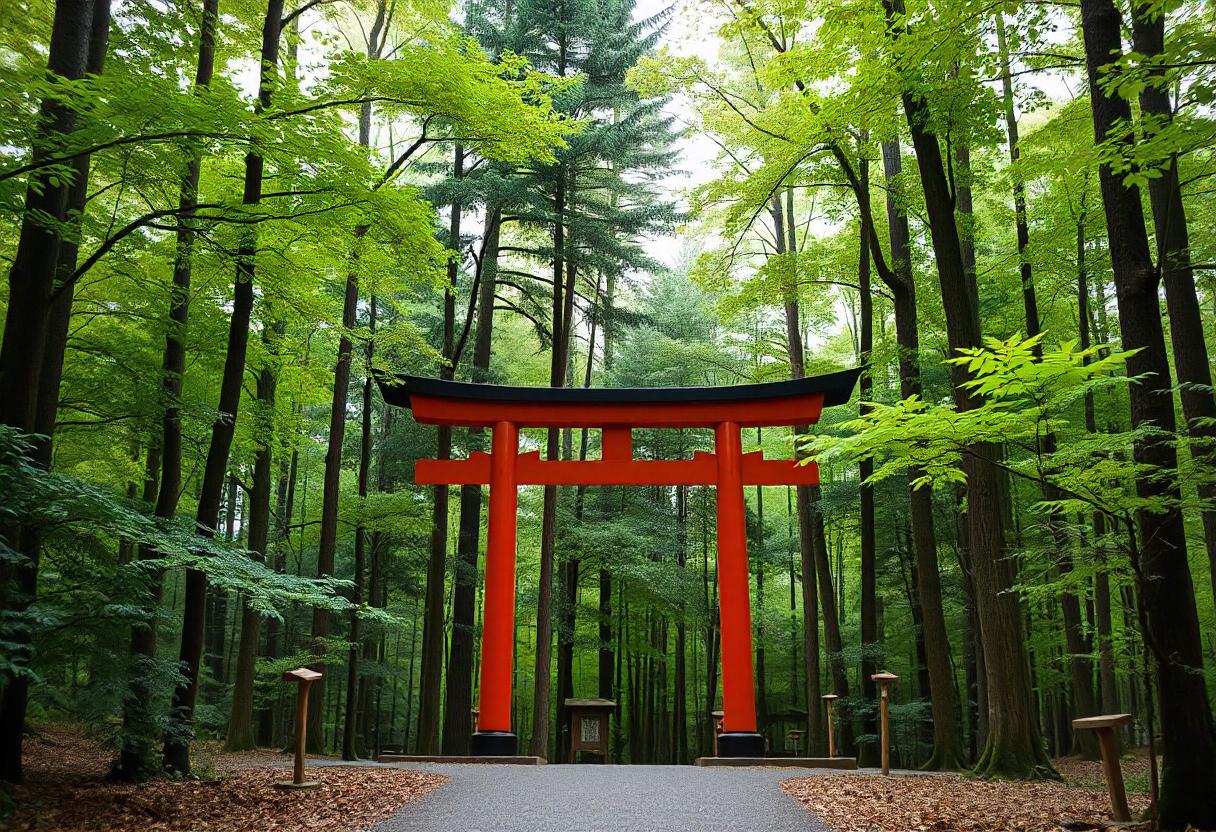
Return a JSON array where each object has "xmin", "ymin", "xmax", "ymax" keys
[
  {"xmin": 4, "ymin": 726, "xmax": 1158, "ymax": 832},
  {"xmin": 783, "ymin": 751, "xmax": 1155, "ymax": 832},
  {"xmin": 0, "ymin": 725, "xmax": 444, "ymax": 832}
]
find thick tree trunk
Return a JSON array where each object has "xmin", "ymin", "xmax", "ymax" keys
[
  {"xmin": 0, "ymin": 0, "xmax": 106, "ymax": 784},
  {"xmin": 1130, "ymin": 3, "xmax": 1216, "ymax": 611},
  {"xmin": 162, "ymin": 0, "xmax": 283, "ymax": 776},
  {"xmin": 1081, "ymin": 1, "xmax": 1216, "ymax": 823},
  {"xmin": 883, "ymin": 0, "xmax": 1048, "ymax": 778}
]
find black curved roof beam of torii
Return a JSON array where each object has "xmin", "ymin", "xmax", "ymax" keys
[{"xmin": 376, "ymin": 367, "xmax": 861, "ymax": 429}]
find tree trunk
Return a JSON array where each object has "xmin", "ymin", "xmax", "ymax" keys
[
  {"xmin": 259, "ymin": 446, "xmax": 297, "ymax": 747},
  {"xmin": 308, "ymin": 236, "xmax": 364, "ymax": 750},
  {"xmin": 856, "ymin": 156, "xmax": 879, "ymax": 768},
  {"xmin": 778, "ymin": 192, "xmax": 846, "ymax": 757},
  {"xmin": 1078, "ymin": 227, "xmax": 1121, "ymax": 720},
  {"xmin": 883, "ymin": 0, "xmax": 1048, "ymax": 778},
  {"xmin": 531, "ymin": 164, "xmax": 575, "ymax": 758},
  {"xmin": 162, "ymin": 0, "xmax": 283, "ymax": 776},
  {"xmin": 0, "ymin": 0, "xmax": 106, "ymax": 784},
  {"xmin": 769, "ymin": 193, "xmax": 824, "ymax": 754},
  {"xmin": 598, "ymin": 270, "xmax": 616, "ymax": 704},
  {"xmin": 998, "ymin": 15, "xmax": 1098, "ymax": 760},
  {"xmin": 115, "ymin": 0, "xmax": 214, "ymax": 749},
  {"xmin": 226, "ymin": 327, "xmax": 279, "ymax": 751},
  {"xmin": 874, "ymin": 138, "xmax": 964, "ymax": 770},
  {"xmin": 1081, "ymin": 1, "xmax": 1216, "ymax": 822},
  {"xmin": 1130, "ymin": 2, "xmax": 1216, "ymax": 612},
  {"xmin": 432, "ymin": 143, "xmax": 464, "ymax": 755}
]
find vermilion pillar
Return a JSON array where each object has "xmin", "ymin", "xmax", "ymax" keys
[
  {"xmin": 713, "ymin": 420, "xmax": 765, "ymax": 757},
  {"xmin": 471, "ymin": 420, "xmax": 520, "ymax": 756}
]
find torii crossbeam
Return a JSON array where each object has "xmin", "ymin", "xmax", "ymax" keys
[{"xmin": 378, "ymin": 368, "xmax": 859, "ymax": 758}]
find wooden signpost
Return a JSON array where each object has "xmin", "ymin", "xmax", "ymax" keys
[
  {"xmin": 871, "ymin": 671, "xmax": 899, "ymax": 775},
  {"xmin": 565, "ymin": 698, "xmax": 616, "ymax": 763},
  {"xmin": 1072, "ymin": 713, "xmax": 1135, "ymax": 822},
  {"xmin": 822, "ymin": 694, "xmax": 839, "ymax": 759},
  {"xmin": 276, "ymin": 667, "xmax": 323, "ymax": 790},
  {"xmin": 711, "ymin": 709, "xmax": 725, "ymax": 757}
]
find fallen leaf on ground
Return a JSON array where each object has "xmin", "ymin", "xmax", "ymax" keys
[
  {"xmin": 2, "ymin": 726, "xmax": 444, "ymax": 832},
  {"xmin": 781, "ymin": 773, "xmax": 1150, "ymax": 832}
]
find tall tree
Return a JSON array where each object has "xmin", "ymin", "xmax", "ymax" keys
[
  {"xmin": 880, "ymin": 0, "xmax": 1050, "ymax": 777},
  {"xmin": 162, "ymin": 0, "xmax": 284, "ymax": 775},
  {"xmin": 0, "ymin": 0, "xmax": 111, "ymax": 783},
  {"xmin": 225, "ymin": 323, "xmax": 279, "ymax": 751},
  {"xmin": 1080, "ymin": 0, "xmax": 1216, "ymax": 823},
  {"xmin": 1129, "ymin": 0, "xmax": 1216, "ymax": 609},
  {"xmin": 996, "ymin": 12, "xmax": 1098, "ymax": 760},
  {"xmin": 112, "ymin": 0, "xmax": 219, "ymax": 779}
]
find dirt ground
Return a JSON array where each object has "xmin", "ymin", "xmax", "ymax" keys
[
  {"xmin": 0, "ymin": 726, "xmax": 444, "ymax": 832},
  {"xmin": 783, "ymin": 752, "xmax": 1154, "ymax": 832}
]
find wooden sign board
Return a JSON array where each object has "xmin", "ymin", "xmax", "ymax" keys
[
  {"xmin": 565, "ymin": 698, "xmax": 615, "ymax": 763},
  {"xmin": 283, "ymin": 667, "xmax": 322, "ymax": 683}
]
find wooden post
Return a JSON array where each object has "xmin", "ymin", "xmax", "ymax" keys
[
  {"xmin": 1073, "ymin": 714, "xmax": 1134, "ymax": 822},
  {"xmin": 277, "ymin": 668, "xmax": 322, "ymax": 790},
  {"xmin": 822, "ymin": 694, "xmax": 839, "ymax": 758},
  {"xmin": 872, "ymin": 671, "xmax": 899, "ymax": 775}
]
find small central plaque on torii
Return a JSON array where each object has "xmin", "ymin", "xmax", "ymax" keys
[{"xmin": 377, "ymin": 370, "xmax": 859, "ymax": 760}]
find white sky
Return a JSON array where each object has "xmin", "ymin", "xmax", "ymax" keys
[{"xmin": 634, "ymin": 0, "xmax": 723, "ymax": 268}]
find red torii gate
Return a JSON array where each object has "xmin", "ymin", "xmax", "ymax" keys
[{"xmin": 379, "ymin": 369, "xmax": 859, "ymax": 758}]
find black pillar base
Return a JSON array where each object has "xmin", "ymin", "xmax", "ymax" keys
[
  {"xmin": 717, "ymin": 732, "xmax": 766, "ymax": 758},
  {"xmin": 470, "ymin": 731, "xmax": 518, "ymax": 756}
]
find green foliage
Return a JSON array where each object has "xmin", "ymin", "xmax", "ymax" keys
[{"xmin": 810, "ymin": 335, "xmax": 1155, "ymax": 515}]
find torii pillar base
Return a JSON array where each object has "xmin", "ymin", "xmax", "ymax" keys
[
  {"xmin": 716, "ymin": 732, "xmax": 766, "ymax": 758},
  {"xmin": 471, "ymin": 730, "xmax": 518, "ymax": 757}
]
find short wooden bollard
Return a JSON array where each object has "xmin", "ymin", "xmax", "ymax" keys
[
  {"xmin": 276, "ymin": 667, "xmax": 323, "ymax": 790},
  {"xmin": 822, "ymin": 694, "xmax": 839, "ymax": 758},
  {"xmin": 872, "ymin": 671, "xmax": 899, "ymax": 775},
  {"xmin": 1072, "ymin": 714, "xmax": 1134, "ymax": 822}
]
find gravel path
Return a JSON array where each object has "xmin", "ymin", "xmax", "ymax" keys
[{"xmin": 359, "ymin": 762, "xmax": 833, "ymax": 832}]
